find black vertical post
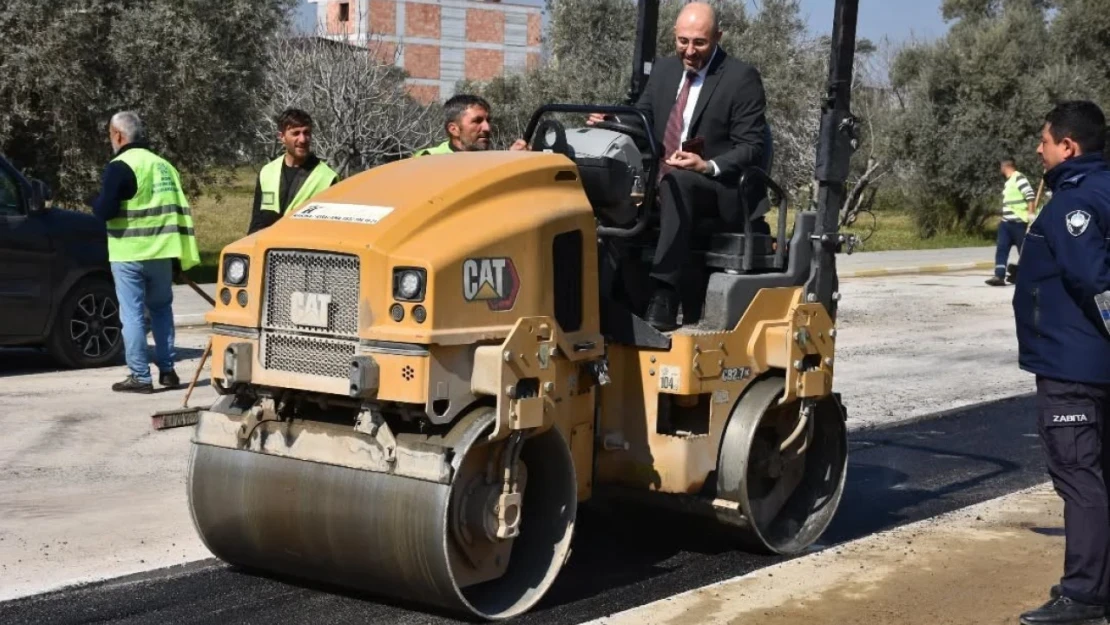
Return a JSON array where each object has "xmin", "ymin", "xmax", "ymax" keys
[
  {"xmin": 806, "ymin": 0, "xmax": 860, "ymax": 318},
  {"xmin": 628, "ymin": 0, "xmax": 659, "ymax": 104}
]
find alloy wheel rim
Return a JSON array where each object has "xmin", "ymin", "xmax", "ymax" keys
[{"xmin": 69, "ymin": 293, "xmax": 121, "ymax": 358}]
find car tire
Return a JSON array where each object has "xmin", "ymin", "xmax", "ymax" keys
[{"xmin": 47, "ymin": 276, "xmax": 125, "ymax": 369}]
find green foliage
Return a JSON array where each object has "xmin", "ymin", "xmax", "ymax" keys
[
  {"xmin": 0, "ymin": 0, "xmax": 297, "ymax": 203},
  {"xmin": 886, "ymin": 0, "xmax": 1108, "ymax": 236}
]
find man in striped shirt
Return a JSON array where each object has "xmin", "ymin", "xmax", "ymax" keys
[{"xmin": 987, "ymin": 157, "xmax": 1037, "ymax": 286}]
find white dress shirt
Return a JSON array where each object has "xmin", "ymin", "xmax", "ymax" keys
[{"xmin": 673, "ymin": 46, "xmax": 721, "ymax": 177}]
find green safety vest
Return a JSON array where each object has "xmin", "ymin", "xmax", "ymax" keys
[
  {"xmin": 411, "ymin": 141, "xmax": 454, "ymax": 158},
  {"xmin": 1002, "ymin": 171, "xmax": 1032, "ymax": 223},
  {"xmin": 107, "ymin": 148, "xmax": 201, "ymax": 270},
  {"xmin": 258, "ymin": 155, "xmax": 338, "ymax": 216}
]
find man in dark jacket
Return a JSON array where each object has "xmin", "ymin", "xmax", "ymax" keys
[
  {"xmin": 1015, "ymin": 100, "xmax": 1110, "ymax": 625},
  {"xmin": 587, "ymin": 1, "xmax": 768, "ymax": 331}
]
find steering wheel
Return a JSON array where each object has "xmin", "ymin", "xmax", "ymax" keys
[
  {"xmin": 591, "ymin": 117, "xmax": 649, "ymax": 144},
  {"xmin": 530, "ymin": 119, "xmax": 575, "ymax": 161}
]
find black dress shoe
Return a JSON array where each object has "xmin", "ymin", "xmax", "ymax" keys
[
  {"xmin": 985, "ymin": 276, "xmax": 1007, "ymax": 286},
  {"xmin": 1020, "ymin": 595, "xmax": 1107, "ymax": 625},
  {"xmin": 112, "ymin": 375, "xmax": 153, "ymax": 394},
  {"xmin": 645, "ymin": 289, "xmax": 680, "ymax": 332},
  {"xmin": 160, "ymin": 369, "xmax": 181, "ymax": 389}
]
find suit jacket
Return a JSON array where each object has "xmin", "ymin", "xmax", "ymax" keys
[{"xmin": 633, "ymin": 47, "xmax": 768, "ymax": 191}]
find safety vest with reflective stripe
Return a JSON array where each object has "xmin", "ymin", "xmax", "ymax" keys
[
  {"xmin": 412, "ymin": 141, "xmax": 454, "ymax": 157},
  {"xmin": 258, "ymin": 155, "xmax": 338, "ymax": 216},
  {"xmin": 107, "ymin": 148, "xmax": 201, "ymax": 270},
  {"xmin": 1002, "ymin": 171, "xmax": 1034, "ymax": 222}
]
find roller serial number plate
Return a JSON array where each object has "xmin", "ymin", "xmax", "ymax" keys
[{"xmin": 290, "ymin": 291, "xmax": 332, "ymax": 328}]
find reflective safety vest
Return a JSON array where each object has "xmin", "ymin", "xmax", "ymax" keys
[
  {"xmin": 1002, "ymin": 171, "xmax": 1033, "ymax": 223},
  {"xmin": 258, "ymin": 155, "xmax": 338, "ymax": 216},
  {"xmin": 412, "ymin": 141, "xmax": 454, "ymax": 157},
  {"xmin": 107, "ymin": 148, "xmax": 201, "ymax": 270}
]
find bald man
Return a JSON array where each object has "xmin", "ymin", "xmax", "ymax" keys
[{"xmin": 590, "ymin": 2, "xmax": 768, "ymax": 331}]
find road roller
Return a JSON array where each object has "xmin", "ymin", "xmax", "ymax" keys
[{"xmin": 185, "ymin": 0, "xmax": 862, "ymax": 619}]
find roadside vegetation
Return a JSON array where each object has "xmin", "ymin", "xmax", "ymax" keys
[{"xmin": 2, "ymin": 0, "xmax": 1105, "ymax": 279}]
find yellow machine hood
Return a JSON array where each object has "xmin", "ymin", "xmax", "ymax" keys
[
  {"xmin": 257, "ymin": 151, "xmax": 584, "ymax": 255},
  {"xmin": 209, "ymin": 150, "xmax": 599, "ymax": 345}
]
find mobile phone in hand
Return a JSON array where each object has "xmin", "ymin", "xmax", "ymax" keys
[{"xmin": 681, "ymin": 136, "xmax": 705, "ymax": 156}]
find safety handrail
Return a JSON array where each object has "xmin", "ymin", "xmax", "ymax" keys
[{"xmin": 737, "ymin": 167, "xmax": 790, "ymax": 271}]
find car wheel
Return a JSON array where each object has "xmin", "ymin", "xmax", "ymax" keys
[{"xmin": 47, "ymin": 277, "xmax": 124, "ymax": 369}]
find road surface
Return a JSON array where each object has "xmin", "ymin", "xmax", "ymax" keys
[{"xmin": 0, "ymin": 268, "xmax": 1040, "ymax": 623}]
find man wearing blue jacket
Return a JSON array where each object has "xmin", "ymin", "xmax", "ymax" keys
[{"xmin": 1016, "ymin": 100, "xmax": 1110, "ymax": 625}]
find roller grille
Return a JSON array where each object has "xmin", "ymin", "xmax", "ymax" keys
[
  {"xmin": 262, "ymin": 333, "xmax": 357, "ymax": 379},
  {"xmin": 262, "ymin": 250, "xmax": 360, "ymax": 338}
]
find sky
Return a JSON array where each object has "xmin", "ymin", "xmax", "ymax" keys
[
  {"xmin": 799, "ymin": 0, "xmax": 949, "ymax": 43},
  {"xmin": 296, "ymin": 0, "xmax": 952, "ymax": 45}
]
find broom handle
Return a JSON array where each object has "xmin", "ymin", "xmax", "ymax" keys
[
  {"xmin": 184, "ymin": 338, "xmax": 212, "ymax": 408},
  {"xmin": 174, "ymin": 264, "xmax": 216, "ymax": 307},
  {"xmin": 184, "ymin": 274, "xmax": 216, "ymax": 307}
]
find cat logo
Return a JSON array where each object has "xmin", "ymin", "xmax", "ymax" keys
[{"xmin": 462, "ymin": 257, "xmax": 519, "ymax": 311}]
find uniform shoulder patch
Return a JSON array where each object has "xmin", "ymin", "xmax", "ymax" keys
[{"xmin": 1066, "ymin": 210, "xmax": 1092, "ymax": 237}]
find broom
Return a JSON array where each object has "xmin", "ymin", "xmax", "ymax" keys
[{"xmin": 151, "ymin": 272, "xmax": 216, "ymax": 431}]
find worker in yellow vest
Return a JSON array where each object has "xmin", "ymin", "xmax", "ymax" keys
[
  {"xmin": 89, "ymin": 110, "xmax": 201, "ymax": 393},
  {"xmin": 412, "ymin": 94, "xmax": 528, "ymax": 157},
  {"xmin": 987, "ymin": 157, "xmax": 1037, "ymax": 287},
  {"xmin": 247, "ymin": 108, "xmax": 338, "ymax": 234}
]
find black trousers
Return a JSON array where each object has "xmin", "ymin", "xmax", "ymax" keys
[
  {"xmin": 1037, "ymin": 375, "xmax": 1110, "ymax": 605},
  {"xmin": 650, "ymin": 169, "xmax": 768, "ymax": 288}
]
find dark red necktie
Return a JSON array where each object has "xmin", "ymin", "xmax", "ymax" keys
[{"xmin": 660, "ymin": 71, "xmax": 697, "ymax": 179}]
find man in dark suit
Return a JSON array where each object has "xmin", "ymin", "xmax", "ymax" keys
[{"xmin": 589, "ymin": 2, "xmax": 768, "ymax": 331}]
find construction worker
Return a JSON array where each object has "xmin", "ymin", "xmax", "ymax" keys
[
  {"xmin": 1015, "ymin": 100, "xmax": 1110, "ymax": 625},
  {"xmin": 413, "ymin": 94, "xmax": 527, "ymax": 156},
  {"xmin": 986, "ymin": 157, "xmax": 1037, "ymax": 286},
  {"xmin": 89, "ymin": 110, "xmax": 201, "ymax": 393},
  {"xmin": 247, "ymin": 108, "xmax": 338, "ymax": 234}
]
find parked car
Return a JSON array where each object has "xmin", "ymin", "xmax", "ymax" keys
[{"xmin": 0, "ymin": 154, "xmax": 124, "ymax": 368}]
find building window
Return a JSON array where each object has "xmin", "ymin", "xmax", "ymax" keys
[{"xmin": 338, "ymin": 2, "xmax": 350, "ymax": 23}]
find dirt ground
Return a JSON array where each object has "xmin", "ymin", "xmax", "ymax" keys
[
  {"xmin": 589, "ymin": 484, "xmax": 1065, "ymax": 625},
  {"xmin": 0, "ymin": 329, "xmax": 216, "ymax": 601},
  {"xmin": 0, "ymin": 270, "xmax": 1035, "ymax": 602}
]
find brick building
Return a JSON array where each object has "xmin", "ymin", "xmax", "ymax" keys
[{"xmin": 307, "ymin": 0, "xmax": 544, "ymax": 104}]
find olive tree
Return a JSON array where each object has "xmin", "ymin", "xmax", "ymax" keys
[
  {"xmin": 256, "ymin": 29, "xmax": 441, "ymax": 177},
  {"xmin": 0, "ymin": 0, "xmax": 296, "ymax": 203},
  {"xmin": 886, "ymin": 0, "xmax": 1103, "ymax": 235}
]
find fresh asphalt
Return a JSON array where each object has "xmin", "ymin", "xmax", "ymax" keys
[{"xmin": 0, "ymin": 393, "xmax": 1046, "ymax": 625}]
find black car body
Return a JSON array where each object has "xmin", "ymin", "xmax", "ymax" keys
[{"xmin": 0, "ymin": 154, "xmax": 123, "ymax": 368}]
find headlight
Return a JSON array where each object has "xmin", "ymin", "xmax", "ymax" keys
[
  {"xmin": 399, "ymin": 272, "xmax": 421, "ymax": 298},
  {"xmin": 224, "ymin": 255, "xmax": 249, "ymax": 286},
  {"xmin": 393, "ymin": 267, "xmax": 426, "ymax": 302}
]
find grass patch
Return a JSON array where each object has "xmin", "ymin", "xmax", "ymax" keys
[
  {"xmin": 183, "ymin": 167, "xmax": 257, "ymax": 283},
  {"xmin": 766, "ymin": 206, "xmax": 996, "ymax": 253}
]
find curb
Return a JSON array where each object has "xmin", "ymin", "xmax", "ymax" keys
[
  {"xmin": 172, "ymin": 314, "xmax": 210, "ymax": 330},
  {"xmin": 840, "ymin": 260, "xmax": 995, "ymax": 279}
]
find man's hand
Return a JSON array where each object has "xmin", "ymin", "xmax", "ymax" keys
[
  {"xmin": 509, "ymin": 138, "xmax": 528, "ymax": 151},
  {"xmin": 586, "ymin": 113, "xmax": 609, "ymax": 126},
  {"xmin": 665, "ymin": 150, "xmax": 711, "ymax": 175}
]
